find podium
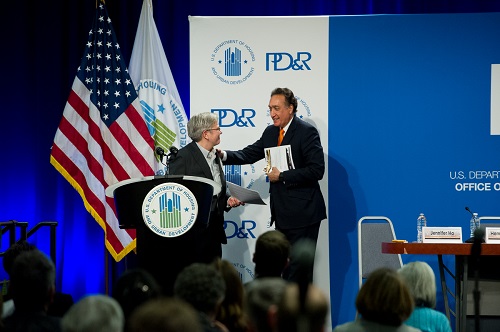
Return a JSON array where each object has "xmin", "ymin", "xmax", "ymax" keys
[{"xmin": 105, "ymin": 175, "xmax": 221, "ymax": 295}]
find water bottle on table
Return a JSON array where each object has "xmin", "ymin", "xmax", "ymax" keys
[
  {"xmin": 469, "ymin": 212, "xmax": 480, "ymax": 238},
  {"xmin": 417, "ymin": 213, "xmax": 427, "ymax": 243}
]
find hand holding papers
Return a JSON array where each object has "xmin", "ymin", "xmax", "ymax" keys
[
  {"xmin": 264, "ymin": 149, "xmax": 272, "ymax": 173},
  {"xmin": 227, "ymin": 182, "xmax": 266, "ymax": 205},
  {"xmin": 263, "ymin": 145, "xmax": 295, "ymax": 173}
]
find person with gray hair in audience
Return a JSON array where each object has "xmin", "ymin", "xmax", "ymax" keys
[
  {"xmin": 60, "ymin": 294, "xmax": 124, "ymax": 332},
  {"xmin": 398, "ymin": 261, "xmax": 451, "ymax": 332},
  {"xmin": 2, "ymin": 249, "xmax": 62, "ymax": 332}
]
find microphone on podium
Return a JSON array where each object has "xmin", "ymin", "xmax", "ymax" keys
[
  {"xmin": 167, "ymin": 146, "xmax": 179, "ymax": 162},
  {"xmin": 155, "ymin": 146, "xmax": 166, "ymax": 163},
  {"xmin": 464, "ymin": 206, "xmax": 483, "ymax": 243},
  {"xmin": 155, "ymin": 146, "xmax": 178, "ymax": 167},
  {"xmin": 465, "ymin": 206, "xmax": 474, "ymax": 217}
]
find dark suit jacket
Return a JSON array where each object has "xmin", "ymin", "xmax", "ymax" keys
[
  {"xmin": 169, "ymin": 141, "xmax": 229, "ymax": 245},
  {"xmin": 226, "ymin": 116, "xmax": 326, "ymax": 229}
]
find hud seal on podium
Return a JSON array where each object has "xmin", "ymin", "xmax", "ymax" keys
[{"xmin": 142, "ymin": 183, "xmax": 198, "ymax": 238}]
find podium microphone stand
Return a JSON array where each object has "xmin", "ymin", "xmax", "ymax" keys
[{"xmin": 155, "ymin": 145, "xmax": 179, "ymax": 179}]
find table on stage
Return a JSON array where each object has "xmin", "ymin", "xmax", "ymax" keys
[{"xmin": 382, "ymin": 242, "xmax": 500, "ymax": 332}]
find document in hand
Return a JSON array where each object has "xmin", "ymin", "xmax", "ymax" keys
[
  {"xmin": 263, "ymin": 145, "xmax": 295, "ymax": 173},
  {"xmin": 227, "ymin": 182, "xmax": 266, "ymax": 205}
]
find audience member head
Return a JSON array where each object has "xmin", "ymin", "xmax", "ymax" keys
[
  {"xmin": 112, "ymin": 268, "xmax": 161, "ymax": 319},
  {"xmin": 174, "ymin": 262, "xmax": 226, "ymax": 318},
  {"xmin": 276, "ymin": 282, "xmax": 329, "ymax": 332},
  {"xmin": 213, "ymin": 259, "xmax": 248, "ymax": 332},
  {"xmin": 244, "ymin": 277, "xmax": 287, "ymax": 332},
  {"xmin": 128, "ymin": 297, "xmax": 202, "ymax": 332},
  {"xmin": 2, "ymin": 240, "xmax": 37, "ymax": 276},
  {"xmin": 61, "ymin": 294, "xmax": 124, "ymax": 332},
  {"xmin": 398, "ymin": 261, "xmax": 437, "ymax": 308},
  {"xmin": 356, "ymin": 267, "xmax": 414, "ymax": 326},
  {"xmin": 9, "ymin": 249, "xmax": 56, "ymax": 312},
  {"xmin": 253, "ymin": 230, "xmax": 290, "ymax": 278}
]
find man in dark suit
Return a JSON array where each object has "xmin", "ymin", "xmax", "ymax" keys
[
  {"xmin": 219, "ymin": 87, "xmax": 326, "ymax": 282},
  {"xmin": 169, "ymin": 112, "xmax": 243, "ymax": 264}
]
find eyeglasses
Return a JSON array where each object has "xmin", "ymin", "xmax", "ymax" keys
[{"xmin": 206, "ymin": 127, "xmax": 221, "ymax": 132}]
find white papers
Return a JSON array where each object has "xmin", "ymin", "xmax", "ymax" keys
[
  {"xmin": 227, "ymin": 182, "xmax": 266, "ymax": 205},
  {"xmin": 263, "ymin": 145, "xmax": 295, "ymax": 173}
]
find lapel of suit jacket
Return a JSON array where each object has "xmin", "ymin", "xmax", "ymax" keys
[
  {"xmin": 280, "ymin": 115, "xmax": 297, "ymax": 147},
  {"xmin": 188, "ymin": 142, "xmax": 213, "ymax": 180},
  {"xmin": 215, "ymin": 155, "xmax": 226, "ymax": 188}
]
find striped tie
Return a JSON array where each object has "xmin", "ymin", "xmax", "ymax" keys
[{"xmin": 277, "ymin": 128, "xmax": 285, "ymax": 146}]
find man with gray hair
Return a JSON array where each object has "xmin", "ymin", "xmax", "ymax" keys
[{"xmin": 170, "ymin": 112, "xmax": 243, "ymax": 264}]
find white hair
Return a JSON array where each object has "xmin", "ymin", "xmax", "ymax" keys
[{"xmin": 61, "ymin": 294, "xmax": 124, "ymax": 332}]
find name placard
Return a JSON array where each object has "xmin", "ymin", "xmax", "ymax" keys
[
  {"xmin": 422, "ymin": 227, "xmax": 462, "ymax": 243},
  {"xmin": 485, "ymin": 227, "xmax": 500, "ymax": 244}
]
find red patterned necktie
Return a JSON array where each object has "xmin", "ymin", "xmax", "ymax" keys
[{"xmin": 277, "ymin": 128, "xmax": 284, "ymax": 146}]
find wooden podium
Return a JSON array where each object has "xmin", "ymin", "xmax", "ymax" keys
[{"xmin": 106, "ymin": 175, "xmax": 221, "ymax": 295}]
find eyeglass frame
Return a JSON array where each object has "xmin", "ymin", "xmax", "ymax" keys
[{"xmin": 205, "ymin": 127, "xmax": 221, "ymax": 132}]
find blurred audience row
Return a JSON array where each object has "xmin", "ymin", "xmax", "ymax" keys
[
  {"xmin": 333, "ymin": 262, "xmax": 451, "ymax": 332},
  {"xmin": 0, "ymin": 230, "xmax": 328, "ymax": 332},
  {"xmin": 0, "ymin": 229, "xmax": 452, "ymax": 332}
]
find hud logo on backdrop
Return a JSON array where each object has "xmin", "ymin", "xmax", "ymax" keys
[
  {"xmin": 225, "ymin": 164, "xmax": 259, "ymax": 190},
  {"xmin": 210, "ymin": 40, "xmax": 256, "ymax": 85},
  {"xmin": 142, "ymin": 183, "xmax": 198, "ymax": 238}
]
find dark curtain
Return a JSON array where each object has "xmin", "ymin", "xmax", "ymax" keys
[{"xmin": 1, "ymin": 0, "xmax": 499, "ymax": 320}]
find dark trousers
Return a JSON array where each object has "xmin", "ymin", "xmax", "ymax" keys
[
  {"xmin": 194, "ymin": 212, "xmax": 223, "ymax": 264},
  {"xmin": 277, "ymin": 222, "xmax": 321, "ymax": 283}
]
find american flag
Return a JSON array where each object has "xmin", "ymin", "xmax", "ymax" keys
[{"xmin": 50, "ymin": 1, "xmax": 155, "ymax": 261}]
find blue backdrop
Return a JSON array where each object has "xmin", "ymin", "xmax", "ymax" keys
[
  {"xmin": 329, "ymin": 12, "xmax": 500, "ymax": 324},
  {"xmin": 2, "ymin": 0, "xmax": 500, "ymax": 329}
]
